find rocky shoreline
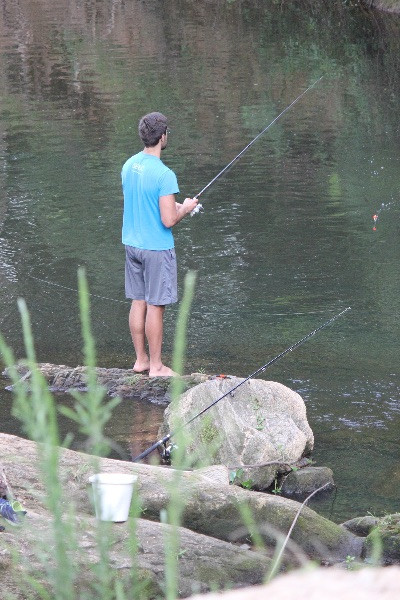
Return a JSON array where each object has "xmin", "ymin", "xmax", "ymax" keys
[
  {"xmin": 4, "ymin": 362, "xmax": 209, "ymax": 404},
  {"xmin": 1, "ymin": 433, "xmax": 400, "ymax": 599},
  {"xmin": 2, "ymin": 365, "xmax": 400, "ymax": 598}
]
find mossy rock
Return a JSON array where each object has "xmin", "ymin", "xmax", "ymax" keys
[
  {"xmin": 365, "ymin": 513, "xmax": 400, "ymax": 564},
  {"xmin": 280, "ymin": 466, "xmax": 335, "ymax": 499},
  {"xmin": 341, "ymin": 515, "xmax": 379, "ymax": 537}
]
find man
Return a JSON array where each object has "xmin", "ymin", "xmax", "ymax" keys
[{"xmin": 121, "ymin": 112, "xmax": 198, "ymax": 377}]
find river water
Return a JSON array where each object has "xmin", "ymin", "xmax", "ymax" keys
[{"xmin": 0, "ymin": 1, "xmax": 399, "ymax": 523}]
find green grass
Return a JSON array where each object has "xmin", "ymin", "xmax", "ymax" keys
[
  {"xmin": 0, "ymin": 268, "xmax": 199, "ymax": 599},
  {"xmin": 0, "ymin": 268, "xmax": 386, "ymax": 598}
]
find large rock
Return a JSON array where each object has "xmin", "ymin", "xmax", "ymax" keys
[
  {"xmin": 189, "ymin": 566, "xmax": 400, "ymax": 600},
  {"xmin": 0, "ymin": 434, "xmax": 270, "ymax": 598},
  {"xmin": 0, "ymin": 433, "xmax": 362, "ymax": 566},
  {"xmin": 342, "ymin": 515, "xmax": 379, "ymax": 537},
  {"xmin": 160, "ymin": 377, "xmax": 314, "ymax": 489},
  {"xmin": 280, "ymin": 466, "xmax": 335, "ymax": 499},
  {"xmin": 2, "ymin": 513, "xmax": 271, "ymax": 599}
]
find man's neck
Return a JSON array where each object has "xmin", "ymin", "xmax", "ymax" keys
[{"xmin": 143, "ymin": 143, "xmax": 162, "ymax": 158}]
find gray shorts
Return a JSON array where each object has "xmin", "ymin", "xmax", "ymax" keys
[{"xmin": 125, "ymin": 246, "xmax": 178, "ymax": 305}]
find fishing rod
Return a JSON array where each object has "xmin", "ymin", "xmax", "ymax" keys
[
  {"xmin": 132, "ymin": 305, "xmax": 351, "ymax": 462},
  {"xmin": 191, "ymin": 75, "xmax": 324, "ymax": 216}
]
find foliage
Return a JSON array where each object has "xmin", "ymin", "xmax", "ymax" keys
[
  {"xmin": 271, "ymin": 478, "xmax": 282, "ymax": 495},
  {"xmin": 229, "ymin": 467, "xmax": 254, "ymax": 489},
  {"xmin": 0, "ymin": 268, "xmax": 200, "ymax": 599},
  {"xmin": 0, "ymin": 268, "xmax": 388, "ymax": 597}
]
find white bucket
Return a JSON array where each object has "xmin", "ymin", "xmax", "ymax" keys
[{"xmin": 89, "ymin": 473, "xmax": 137, "ymax": 522}]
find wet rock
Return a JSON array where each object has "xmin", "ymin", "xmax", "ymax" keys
[
  {"xmin": 2, "ymin": 363, "xmax": 209, "ymax": 404},
  {"xmin": 160, "ymin": 377, "xmax": 314, "ymax": 490},
  {"xmin": 341, "ymin": 515, "xmax": 379, "ymax": 537},
  {"xmin": 280, "ymin": 466, "xmax": 335, "ymax": 499}
]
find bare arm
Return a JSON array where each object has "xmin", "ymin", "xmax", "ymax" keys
[{"xmin": 159, "ymin": 195, "xmax": 198, "ymax": 228}]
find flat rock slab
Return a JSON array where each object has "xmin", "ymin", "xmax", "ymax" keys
[
  {"xmin": 0, "ymin": 433, "xmax": 270, "ymax": 598},
  {"xmin": 2, "ymin": 513, "xmax": 270, "ymax": 599},
  {"xmin": 0, "ymin": 433, "xmax": 363, "ymax": 565},
  {"xmin": 3, "ymin": 363, "xmax": 210, "ymax": 404}
]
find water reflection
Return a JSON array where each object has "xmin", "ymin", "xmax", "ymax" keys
[{"xmin": 0, "ymin": 1, "xmax": 399, "ymax": 522}]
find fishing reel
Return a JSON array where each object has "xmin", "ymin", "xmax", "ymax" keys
[
  {"xmin": 160, "ymin": 442, "xmax": 178, "ymax": 464},
  {"xmin": 190, "ymin": 203, "xmax": 203, "ymax": 217}
]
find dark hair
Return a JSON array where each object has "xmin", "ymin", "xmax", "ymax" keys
[{"xmin": 138, "ymin": 112, "xmax": 168, "ymax": 147}]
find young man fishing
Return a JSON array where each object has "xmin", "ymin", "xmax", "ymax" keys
[{"xmin": 121, "ymin": 112, "xmax": 198, "ymax": 377}]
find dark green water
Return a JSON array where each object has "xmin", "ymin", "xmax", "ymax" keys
[{"xmin": 0, "ymin": 1, "xmax": 399, "ymax": 522}]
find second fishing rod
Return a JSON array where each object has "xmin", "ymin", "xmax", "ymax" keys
[
  {"xmin": 132, "ymin": 306, "xmax": 351, "ymax": 463},
  {"xmin": 190, "ymin": 75, "xmax": 323, "ymax": 216}
]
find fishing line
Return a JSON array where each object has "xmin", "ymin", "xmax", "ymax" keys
[
  {"xmin": 27, "ymin": 274, "xmax": 341, "ymax": 318},
  {"xmin": 328, "ymin": 485, "xmax": 338, "ymax": 521},
  {"xmin": 191, "ymin": 75, "xmax": 324, "ymax": 216},
  {"xmin": 28, "ymin": 274, "xmax": 130, "ymax": 305},
  {"xmin": 132, "ymin": 306, "xmax": 351, "ymax": 462}
]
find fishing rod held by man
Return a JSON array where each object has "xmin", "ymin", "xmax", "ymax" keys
[{"xmin": 191, "ymin": 75, "xmax": 323, "ymax": 216}]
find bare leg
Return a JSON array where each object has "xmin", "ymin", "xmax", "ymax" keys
[
  {"xmin": 129, "ymin": 300, "xmax": 150, "ymax": 372},
  {"xmin": 146, "ymin": 304, "xmax": 176, "ymax": 377}
]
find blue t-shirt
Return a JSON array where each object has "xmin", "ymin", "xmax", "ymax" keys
[{"xmin": 121, "ymin": 151, "xmax": 179, "ymax": 250}]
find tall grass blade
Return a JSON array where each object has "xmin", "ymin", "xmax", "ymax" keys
[{"xmin": 164, "ymin": 271, "xmax": 197, "ymax": 600}]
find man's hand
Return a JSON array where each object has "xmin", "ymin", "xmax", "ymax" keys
[
  {"xmin": 160, "ymin": 195, "xmax": 198, "ymax": 227},
  {"xmin": 181, "ymin": 197, "xmax": 198, "ymax": 215}
]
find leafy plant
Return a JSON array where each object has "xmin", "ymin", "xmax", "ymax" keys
[
  {"xmin": 229, "ymin": 468, "xmax": 254, "ymax": 489},
  {"xmin": 271, "ymin": 478, "xmax": 282, "ymax": 495},
  {"xmin": 229, "ymin": 470, "xmax": 237, "ymax": 484}
]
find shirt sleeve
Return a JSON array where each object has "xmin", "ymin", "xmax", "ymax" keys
[{"xmin": 159, "ymin": 168, "xmax": 180, "ymax": 196}]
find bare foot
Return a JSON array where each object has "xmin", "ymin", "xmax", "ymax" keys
[
  {"xmin": 133, "ymin": 358, "xmax": 150, "ymax": 373},
  {"xmin": 149, "ymin": 365, "xmax": 179, "ymax": 377}
]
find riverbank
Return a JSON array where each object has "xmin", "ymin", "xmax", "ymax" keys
[
  {"xmin": 1, "ymin": 433, "xmax": 400, "ymax": 599},
  {"xmin": 1, "ymin": 365, "xmax": 400, "ymax": 596},
  {"xmin": 2, "ymin": 362, "xmax": 399, "ymax": 525}
]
